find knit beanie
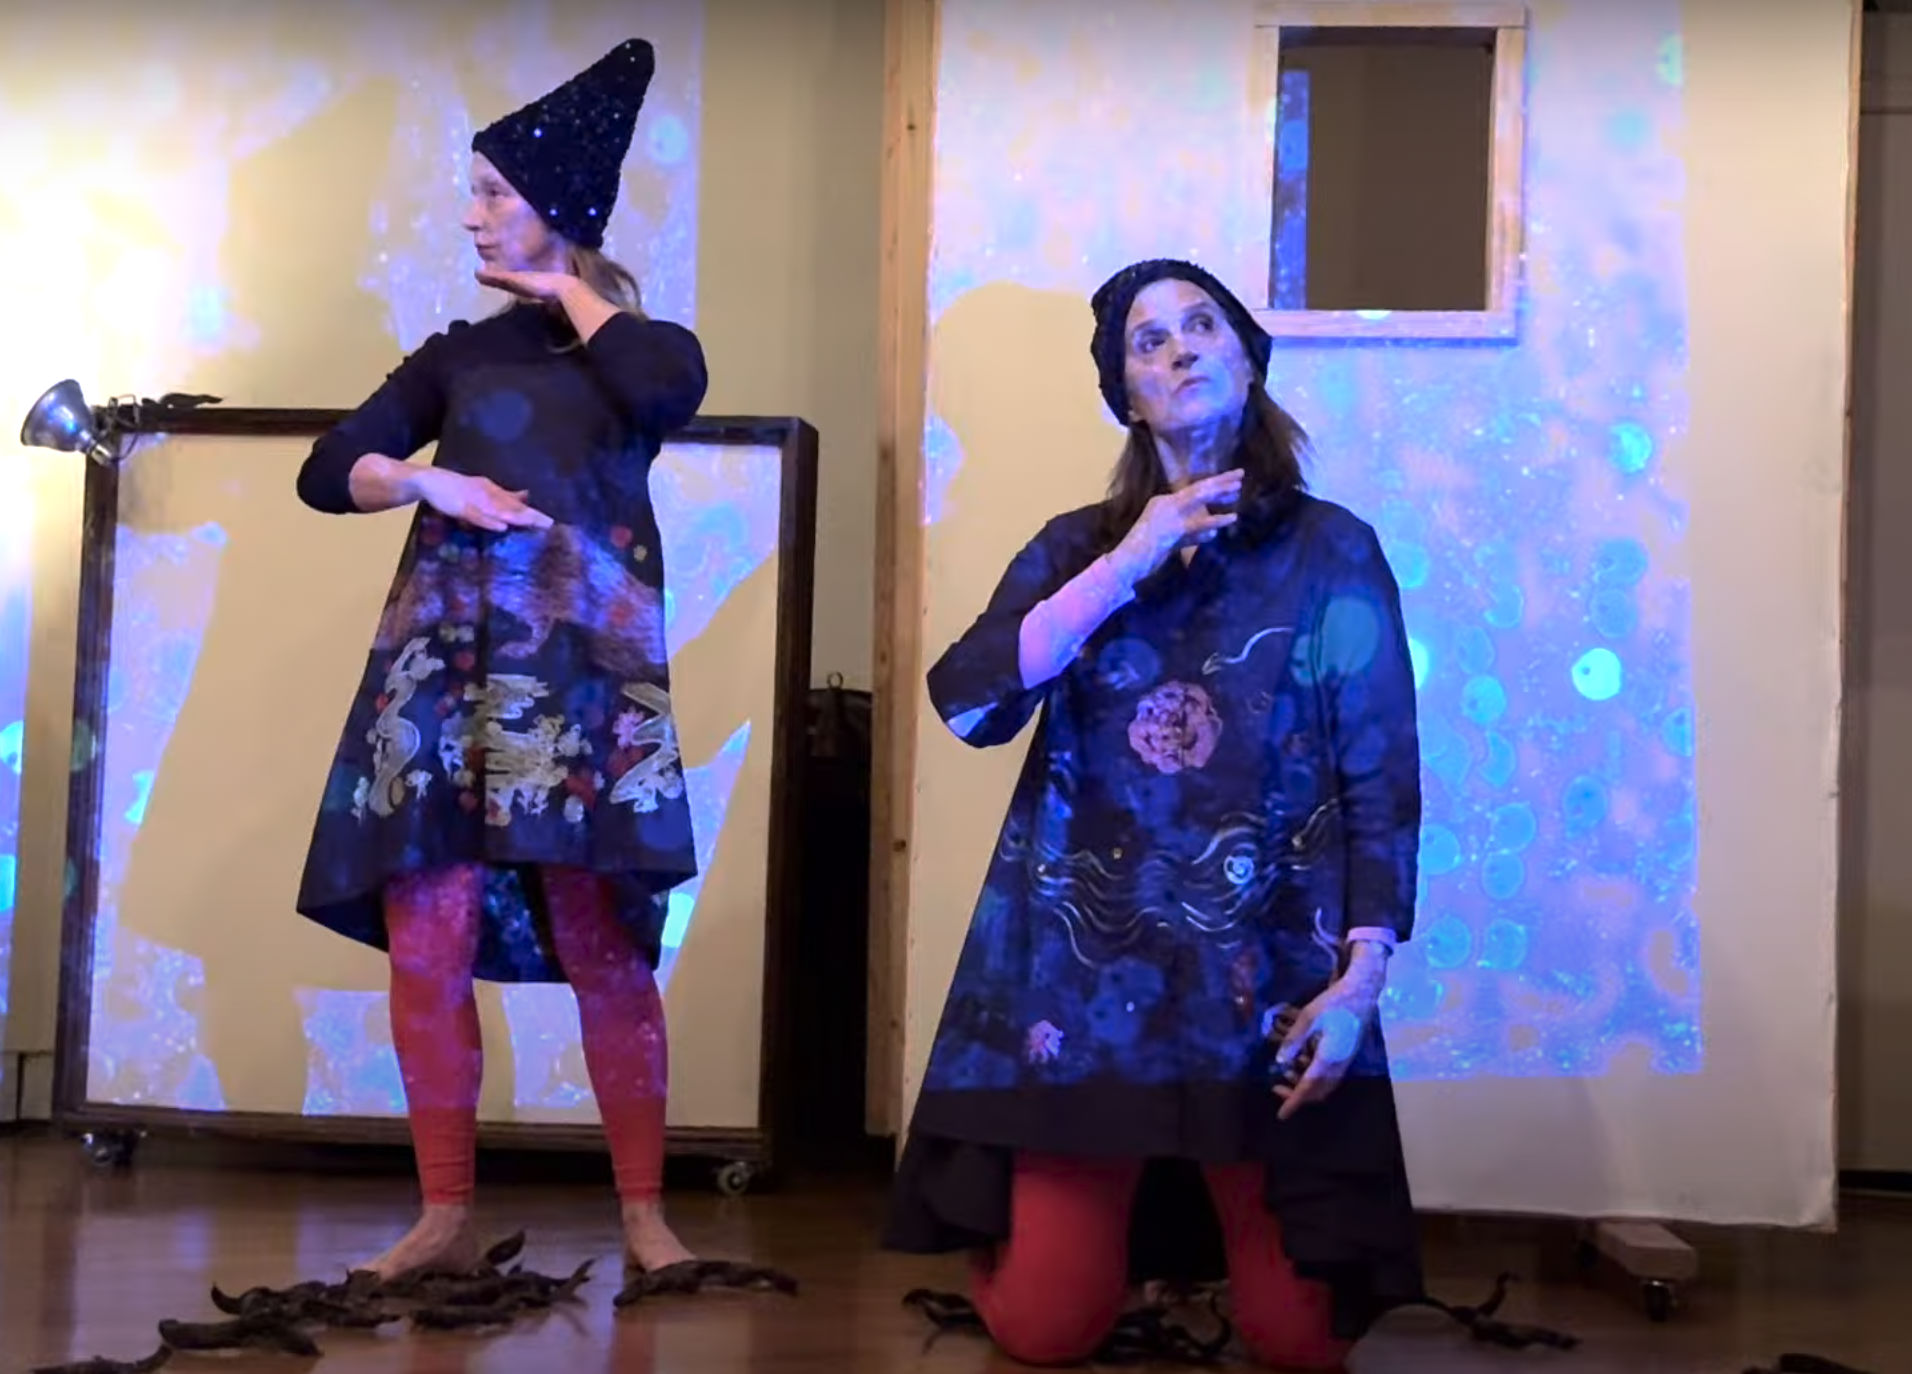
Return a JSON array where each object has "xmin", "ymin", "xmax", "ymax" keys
[{"xmin": 1088, "ymin": 259, "xmax": 1272, "ymax": 423}]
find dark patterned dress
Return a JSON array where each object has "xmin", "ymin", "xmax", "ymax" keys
[
  {"xmin": 884, "ymin": 486, "xmax": 1427, "ymax": 1340},
  {"xmin": 293, "ymin": 302, "xmax": 707, "ymax": 984}
]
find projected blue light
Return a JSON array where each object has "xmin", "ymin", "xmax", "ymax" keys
[
  {"xmin": 923, "ymin": 7, "xmax": 1698, "ymax": 1081},
  {"xmin": 1272, "ymin": 72, "xmax": 1309, "ymax": 310},
  {"xmin": 0, "ymin": 574, "xmax": 21, "ymax": 1057}
]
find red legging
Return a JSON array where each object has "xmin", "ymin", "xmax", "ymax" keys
[
  {"xmin": 383, "ymin": 863, "xmax": 668, "ymax": 1206},
  {"xmin": 971, "ymin": 1153, "xmax": 1351, "ymax": 1371}
]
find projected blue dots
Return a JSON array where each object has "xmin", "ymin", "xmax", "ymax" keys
[
  {"xmin": 1610, "ymin": 421, "xmax": 1654, "ymax": 474},
  {"xmin": 1563, "ymin": 774, "xmax": 1609, "ymax": 835},
  {"xmin": 1407, "ymin": 636, "xmax": 1430, "ymax": 689},
  {"xmin": 1461, "ymin": 675, "xmax": 1507, "ymax": 726},
  {"xmin": 1317, "ymin": 597, "xmax": 1381, "ymax": 675},
  {"xmin": 1424, "ymin": 915, "xmax": 1473, "ymax": 970},
  {"xmin": 1573, "ymin": 647, "xmax": 1623, "ymax": 701},
  {"xmin": 1594, "ymin": 538, "xmax": 1649, "ymax": 586},
  {"xmin": 1456, "ymin": 626, "xmax": 1495, "ymax": 673},
  {"xmin": 1481, "ymin": 733, "xmax": 1517, "ymax": 788},
  {"xmin": 1490, "ymin": 803, "xmax": 1537, "ymax": 852},
  {"xmin": 1590, "ymin": 587, "xmax": 1638, "ymax": 638},
  {"xmin": 0, "ymin": 854, "xmax": 14, "ymax": 913},
  {"xmin": 1479, "ymin": 920, "xmax": 1530, "ymax": 972},
  {"xmin": 1607, "ymin": 109, "xmax": 1650, "ymax": 154},
  {"xmin": 1420, "ymin": 824, "xmax": 1462, "ymax": 877},
  {"xmin": 1660, "ymin": 706, "xmax": 1694, "ymax": 758},
  {"xmin": 647, "ymin": 112, "xmax": 689, "ymax": 165},
  {"xmin": 1656, "ymin": 34, "xmax": 1684, "ymax": 87},
  {"xmin": 1482, "ymin": 854, "xmax": 1525, "ymax": 900},
  {"xmin": 1392, "ymin": 541, "xmax": 1430, "ymax": 589},
  {"xmin": 1484, "ymin": 583, "xmax": 1524, "ymax": 630}
]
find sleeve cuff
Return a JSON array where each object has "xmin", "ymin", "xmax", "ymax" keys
[{"xmin": 1344, "ymin": 926, "xmax": 1398, "ymax": 952}]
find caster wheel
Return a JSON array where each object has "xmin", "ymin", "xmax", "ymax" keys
[
  {"xmin": 1642, "ymin": 1279, "xmax": 1676, "ymax": 1323},
  {"xmin": 81, "ymin": 1130, "xmax": 140, "ymax": 1170},
  {"xmin": 715, "ymin": 1161, "xmax": 756, "ymax": 1197}
]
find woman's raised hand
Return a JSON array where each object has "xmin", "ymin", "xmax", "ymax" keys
[{"xmin": 1107, "ymin": 468, "xmax": 1243, "ymax": 587}]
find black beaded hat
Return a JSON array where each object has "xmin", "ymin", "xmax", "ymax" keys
[
  {"xmin": 1088, "ymin": 258, "xmax": 1272, "ymax": 424},
  {"xmin": 471, "ymin": 38, "xmax": 655, "ymax": 250}
]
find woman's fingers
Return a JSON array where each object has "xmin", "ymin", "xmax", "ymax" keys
[
  {"xmin": 1188, "ymin": 469, "xmax": 1244, "ymax": 498},
  {"xmin": 1275, "ymin": 1052, "xmax": 1349, "ymax": 1121}
]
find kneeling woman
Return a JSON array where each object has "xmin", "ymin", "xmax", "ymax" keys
[{"xmin": 885, "ymin": 260, "xmax": 1425, "ymax": 1368}]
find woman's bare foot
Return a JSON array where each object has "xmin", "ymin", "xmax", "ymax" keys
[
  {"xmin": 621, "ymin": 1200, "xmax": 696, "ymax": 1273},
  {"xmin": 362, "ymin": 1204, "xmax": 484, "ymax": 1280}
]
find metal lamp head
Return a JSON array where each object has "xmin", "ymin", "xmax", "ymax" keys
[{"xmin": 19, "ymin": 379, "xmax": 119, "ymax": 465}]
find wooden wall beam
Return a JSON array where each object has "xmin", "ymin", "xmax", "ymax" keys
[{"xmin": 868, "ymin": 0, "xmax": 939, "ymax": 1137}]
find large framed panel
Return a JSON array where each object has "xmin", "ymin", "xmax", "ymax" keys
[{"xmin": 46, "ymin": 409, "xmax": 816, "ymax": 1181}]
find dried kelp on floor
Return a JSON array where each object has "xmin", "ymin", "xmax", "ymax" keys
[
  {"xmin": 613, "ymin": 1258, "xmax": 800, "ymax": 1307},
  {"xmin": 29, "ymin": 1350, "xmax": 172, "ymax": 1374},
  {"xmin": 52, "ymin": 1230, "xmax": 596, "ymax": 1366}
]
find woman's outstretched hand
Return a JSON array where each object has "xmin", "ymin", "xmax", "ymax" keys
[
  {"xmin": 1106, "ymin": 468, "xmax": 1243, "ymax": 587},
  {"xmin": 1271, "ymin": 943, "xmax": 1389, "ymax": 1121},
  {"xmin": 475, "ymin": 267, "xmax": 576, "ymax": 302},
  {"xmin": 415, "ymin": 467, "xmax": 553, "ymax": 533}
]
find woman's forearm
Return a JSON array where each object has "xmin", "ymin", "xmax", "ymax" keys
[
  {"xmin": 1017, "ymin": 555, "xmax": 1136, "ymax": 688},
  {"xmin": 555, "ymin": 277, "xmax": 621, "ymax": 344},
  {"xmin": 345, "ymin": 454, "xmax": 427, "ymax": 513}
]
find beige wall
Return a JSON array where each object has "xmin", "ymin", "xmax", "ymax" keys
[
  {"xmin": 898, "ymin": 0, "xmax": 1855, "ymax": 1225},
  {"xmin": 0, "ymin": 0, "xmax": 885, "ymax": 1084},
  {"xmin": 701, "ymin": 0, "xmax": 884, "ymax": 689}
]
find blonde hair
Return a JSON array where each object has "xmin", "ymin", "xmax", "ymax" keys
[
  {"xmin": 487, "ymin": 242, "xmax": 649, "ymax": 348},
  {"xmin": 566, "ymin": 244, "xmax": 647, "ymax": 317}
]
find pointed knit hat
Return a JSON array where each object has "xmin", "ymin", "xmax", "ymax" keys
[{"xmin": 471, "ymin": 38, "xmax": 656, "ymax": 250}]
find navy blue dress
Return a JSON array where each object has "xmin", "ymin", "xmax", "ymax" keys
[
  {"xmin": 883, "ymin": 485, "xmax": 1427, "ymax": 1339},
  {"xmin": 293, "ymin": 302, "xmax": 708, "ymax": 984}
]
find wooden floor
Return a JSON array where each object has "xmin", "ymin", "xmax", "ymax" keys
[{"xmin": 2, "ymin": 1131, "xmax": 1905, "ymax": 1373}]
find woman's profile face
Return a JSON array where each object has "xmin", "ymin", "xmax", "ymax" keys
[
  {"xmin": 1121, "ymin": 278, "xmax": 1256, "ymax": 435},
  {"xmin": 461, "ymin": 152, "xmax": 566, "ymax": 273}
]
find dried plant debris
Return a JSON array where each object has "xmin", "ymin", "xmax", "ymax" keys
[
  {"xmin": 31, "ymin": 1230, "xmax": 599, "ymax": 1368},
  {"xmin": 156, "ymin": 1315, "xmax": 324, "ymax": 1358},
  {"xmin": 29, "ymin": 1351, "xmax": 172, "ymax": 1374},
  {"xmin": 408, "ymin": 1258, "xmax": 596, "ymax": 1330},
  {"xmin": 612, "ymin": 1258, "xmax": 800, "ymax": 1308},
  {"xmin": 1398, "ymin": 1272, "xmax": 1580, "ymax": 1352},
  {"xmin": 901, "ymin": 1288, "xmax": 1231, "ymax": 1367}
]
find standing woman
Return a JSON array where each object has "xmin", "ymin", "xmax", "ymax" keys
[
  {"xmin": 884, "ymin": 260, "xmax": 1427, "ymax": 1368},
  {"xmin": 293, "ymin": 39, "xmax": 707, "ymax": 1281}
]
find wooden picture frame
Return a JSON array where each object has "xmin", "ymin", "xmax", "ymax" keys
[
  {"xmin": 1246, "ymin": 0, "xmax": 1530, "ymax": 341},
  {"xmin": 48, "ymin": 403, "xmax": 818, "ymax": 1191}
]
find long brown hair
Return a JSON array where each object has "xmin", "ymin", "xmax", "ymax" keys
[{"xmin": 1102, "ymin": 386, "xmax": 1311, "ymax": 540}]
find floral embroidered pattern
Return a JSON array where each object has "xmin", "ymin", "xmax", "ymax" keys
[
  {"xmin": 1026, "ymin": 1020, "xmax": 1064, "ymax": 1064},
  {"xmin": 1126, "ymin": 680, "xmax": 1223, "ymax": 775}
]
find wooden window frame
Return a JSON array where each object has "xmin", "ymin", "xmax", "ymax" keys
[{"xmin": 1245, "ymin": 0, "xmax": 1530, "ymax": 342}]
